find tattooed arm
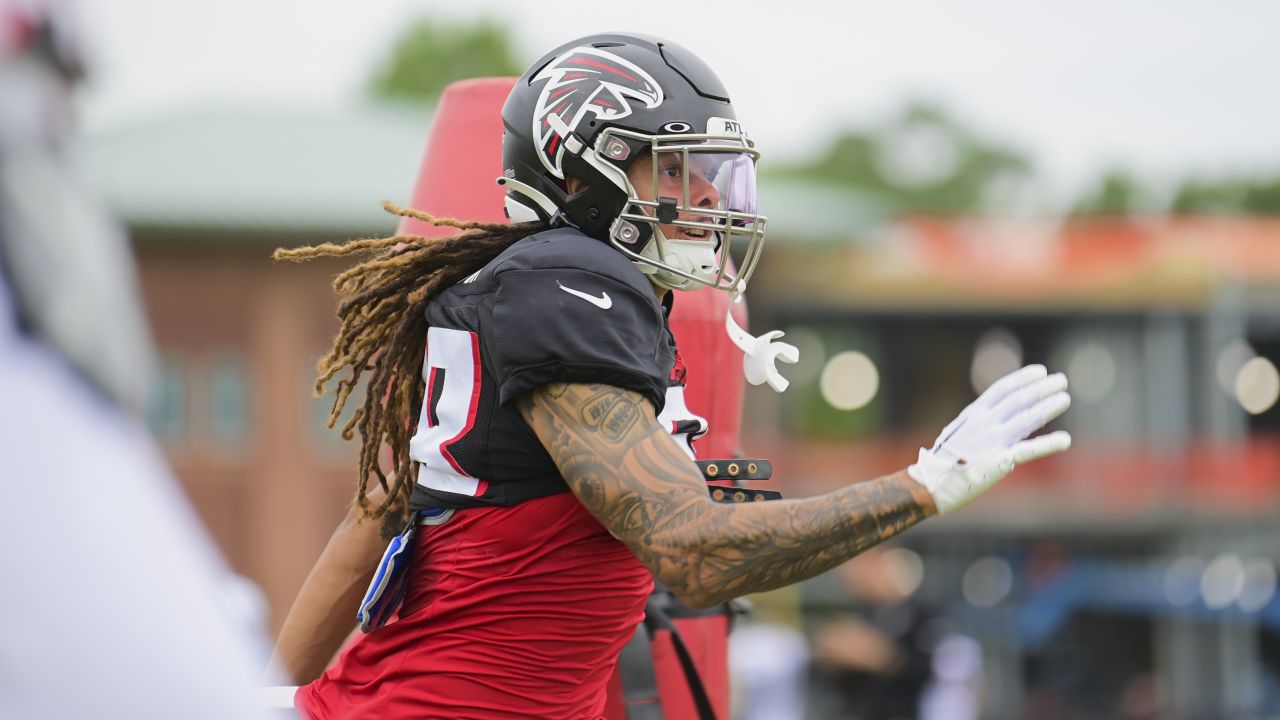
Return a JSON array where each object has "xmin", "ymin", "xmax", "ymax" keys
[{"xmin": 517, "ymin": 382, "xmax": 937, "ymax": 609}]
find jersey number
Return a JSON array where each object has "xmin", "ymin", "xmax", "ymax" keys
[{"xmin": 409, "ymin": 327, "xmax": 486, "ymax": 496}]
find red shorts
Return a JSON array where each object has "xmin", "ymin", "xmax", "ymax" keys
[{"xmin": 296, "ymin": 493, "xmax": 653, "ymax": 720}]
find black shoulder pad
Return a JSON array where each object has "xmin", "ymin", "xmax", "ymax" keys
[
  {"xmin": 480, "ymin": 229, "xmax": 673, "ymax": 410},
  {"xmin": 490, "ymin": 227, "xmax": 656, "ymax": 299}
]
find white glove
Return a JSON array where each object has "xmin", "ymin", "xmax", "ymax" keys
[{"xmin": 908, "ymin": 364, "xmax": 1072, "ymax": 515}]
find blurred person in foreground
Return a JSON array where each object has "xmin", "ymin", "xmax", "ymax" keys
[
  {"xmin": 0, "ymin": 2, "xmax": 274, "ymax": 717},
  {"xmin": 271, "ymin": 32, "xmax": 1072, "ymax": 719}
]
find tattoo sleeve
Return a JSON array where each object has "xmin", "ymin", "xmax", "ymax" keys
[{"xmin": 518, "ymin": 382, "xmax": 938, "ymax": 608}]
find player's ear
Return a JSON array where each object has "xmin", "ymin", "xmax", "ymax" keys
[{"xmin": 565, "ymin": 176, "xmax": 586, "ymax": 195}]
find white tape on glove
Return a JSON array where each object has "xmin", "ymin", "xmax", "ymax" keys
[{"xmin": 907, "ymin": 364, "xmax": 1072, "ymax": 515}]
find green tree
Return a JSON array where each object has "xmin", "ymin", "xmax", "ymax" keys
[
  {"xmin": 369, "ymin": 18, "xmax": 523, "ymax": 101},
  {"xmin": 772, "ymin": 101, "xmax": 1034, "ymax": 215},
  {"xmin": 1170, "ymin": 176, "xmax": 1280, "ymax": 215},
  {"xmin": 1242, "ymin": 177, "xmax": 1280, "ymax": 214},
  {"xmin": 1072, "ymin": 168, "xmax": 1144, "ymax": 216}
]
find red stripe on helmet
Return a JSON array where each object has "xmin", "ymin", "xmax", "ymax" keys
[{"xmin": 567, "ymin": 57, "xmax": 638, "ymax": 82}]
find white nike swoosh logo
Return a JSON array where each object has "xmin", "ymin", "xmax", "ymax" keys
[{"xmin": 557, "ymin": 281, "xmax": 612, "ymax": 309}]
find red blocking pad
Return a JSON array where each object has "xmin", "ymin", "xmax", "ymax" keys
[{"xmin": 397, "ymin": 77, "xmax": 516, "ymax": 238}]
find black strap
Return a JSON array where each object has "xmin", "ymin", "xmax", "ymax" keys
[
  {"xmin": 619, "ymin": 622, "xmax": 664, "ymax": 720},
  {"xmin": 643, "ymin": 598, "xmax": 719, "ymax": 720}
]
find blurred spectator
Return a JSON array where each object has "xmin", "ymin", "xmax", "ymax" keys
[
  {"xmin": 0, "ymin": 2, "xmax": 275, "ymax": 717},
  {"xmin": 730, "ymin": 585, "xmax": 809, "ymax": 720},
  {"xmin": 919, "ymin": 634, "xmax": 983, "ymax": 720},
  {"xmin": 730, "ymin": 621, "xmax": 810, "ymax": 720},
  {"xmin": 806, "ymin": 545, "xmax": 940, "ymax": 719}
]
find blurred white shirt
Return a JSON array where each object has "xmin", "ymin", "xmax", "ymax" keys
[
  {"xmin": 729, "ymin": 621, "xmax": 809, "ymax": 720},
  {"xmin": 920, "ymin": 633, "xmax": 984, "ymax": 720},
  {"xmin": 0, "ymin": 275, "xmax": 277, "ymax": 720}
]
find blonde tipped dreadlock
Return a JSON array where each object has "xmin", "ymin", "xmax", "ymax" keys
[{"xmin": 276, "ymin": 201, "xmax": 547, "ymax": 528}]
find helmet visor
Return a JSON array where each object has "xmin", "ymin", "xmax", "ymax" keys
[
  {"xmin": 640, "ymin": 149, "xmax": 758, "ymax": 231},
  {"xmin": 716, "ymin": 152, "xmax": 758, "ymax": 219}
]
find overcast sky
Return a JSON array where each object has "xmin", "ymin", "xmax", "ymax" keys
[{"xmin": 75, "ymin": 0, "xmax": 1280, "ymax": 197}]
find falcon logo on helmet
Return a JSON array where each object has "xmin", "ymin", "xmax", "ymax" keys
[{"xmin": 530, "ymin": 46, "xmax": 664, "ymax": 179}]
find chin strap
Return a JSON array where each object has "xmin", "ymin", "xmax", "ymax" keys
[{"xmin": 723, "ymin": 290, "xmax": 798, "ymax": 393}]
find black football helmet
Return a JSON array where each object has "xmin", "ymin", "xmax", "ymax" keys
[{"xmin": 499, "ymin": 33, "xmax": 767, "ymax": 292}]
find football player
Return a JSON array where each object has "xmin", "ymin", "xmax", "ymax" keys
[{"xmin": 272, "ymin": 33, "xmax": 1071, "ymax": 719}]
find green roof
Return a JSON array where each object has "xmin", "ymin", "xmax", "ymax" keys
[{"xmin": 76, "ymin": 104, "xmax": 431, "ymax": 236}]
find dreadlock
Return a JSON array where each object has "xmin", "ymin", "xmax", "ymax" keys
[{"xmin": 275, "ymin": 201, "xmax": 547, "ymax": 529}]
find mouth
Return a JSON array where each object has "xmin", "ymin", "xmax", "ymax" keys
[{"xmin": 673, "ymin": 216, "xmax": 715, "ymax": 241}]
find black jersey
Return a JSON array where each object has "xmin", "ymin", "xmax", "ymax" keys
[{"xmin": 408, "ymin": 227, "xmax": 707, "ymax": 511}]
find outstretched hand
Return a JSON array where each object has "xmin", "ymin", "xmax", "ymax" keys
[{"xmin": 908, "ymin": 364, "xmax": 1072, "ymax": 515}]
